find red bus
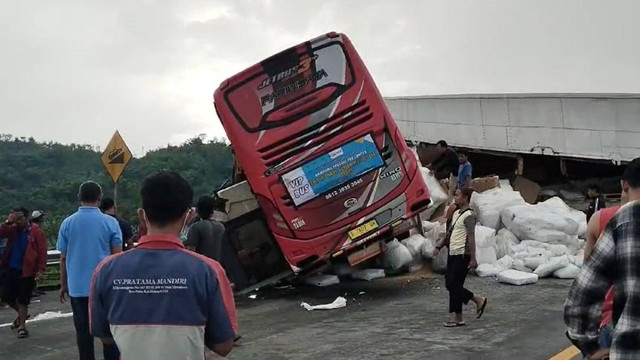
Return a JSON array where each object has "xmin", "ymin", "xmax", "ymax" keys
[{"xmin": 214, "ymin": 32, "xmax": 430, "ymax": 272}]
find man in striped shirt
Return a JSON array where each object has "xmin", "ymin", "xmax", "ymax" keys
[{"xmin": 90, "ymin": 172, "xmax": 237, "ymax": 359}]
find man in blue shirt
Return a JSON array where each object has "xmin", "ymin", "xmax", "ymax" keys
[
  {"xmin": 457, "ymin": 152, "xmax": 473, "ymax": 190},
  {"xmin": 90, "ymin": 172, "xmax": 235, "ymax": 359},
  {"xmin": 57, "ymin": 181, "xmax": 122, "ymax": 360}
]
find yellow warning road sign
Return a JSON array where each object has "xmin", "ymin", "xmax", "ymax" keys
[{"xmin": 101, "ymin": 131, "xmax": 132, "ymax": 183}]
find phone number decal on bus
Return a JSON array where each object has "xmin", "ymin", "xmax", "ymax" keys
[
  {"xmin": 281, "ymin": 134, "xmax": 384, "ymax": 206},
  {"xmin": 324, "ymin": 178, "xmax": 364, "ymax": 200}
]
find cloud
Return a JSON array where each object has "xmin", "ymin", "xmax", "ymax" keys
[{"xmin": 0, "ymin": 0, "xmax": 638, "ymax": 154}]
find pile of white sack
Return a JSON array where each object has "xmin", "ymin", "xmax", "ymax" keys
[
  {"xmin": 392, "ymin": 187, "xmax": 588, "ymax": 285},
  {"xmin": 403, "ymin": 147, "xmax": 588, "ymax": 285},
  {"xmin": 469, "ymin": 188, "xmax": 587, "ymax": 284}
]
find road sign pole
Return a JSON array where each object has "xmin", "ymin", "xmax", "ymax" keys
[{"xmin": 114, "ymin": 181, "xmax": 118, "ymax": 207}]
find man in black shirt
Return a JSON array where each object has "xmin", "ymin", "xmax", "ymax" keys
[
  {"xmin": 185, "ymin": 196, "xmax": 226, "ymax": 263},
  {"xmin": 100, "ymin": 198, "xmax": 134, "ymax": 251},
  {"xmin": 430, "ymin": 140, "xmax": 460, "ymax": 181},
  {"xmin": 585, "ymin": 184, "xmax": 606, "ymax": 222}
]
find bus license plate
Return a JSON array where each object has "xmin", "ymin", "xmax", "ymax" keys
[{"xmin": 348, "ymin": 220, "xmax": 379, "ymax": 240}]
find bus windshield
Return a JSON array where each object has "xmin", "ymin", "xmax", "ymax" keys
[{"xmin": 224, "ymin": 42, "xmax": 355, "ymax": 132}]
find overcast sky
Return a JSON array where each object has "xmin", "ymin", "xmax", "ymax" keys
[{"xmin": 1, "ymin": 0, "xmax": 639, "ymax": 155}]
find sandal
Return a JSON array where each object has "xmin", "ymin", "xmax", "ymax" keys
[
  {"xmin": 443, "ymin": 321, "xmax": 466, "ymax": 327},
  {"xmin": 17, "ymin": 328, "xmax": 29, "ymax": 338},
  {"xmin": 10, "ymin": 314, "xmax": 30, "ymax": 330},
  {"xmin": 477, "ymin": 298, "xmax": 488, "ymax": 319}
]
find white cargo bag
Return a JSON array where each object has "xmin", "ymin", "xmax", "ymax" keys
[
  {"xmin": 421, "ymin": 238, "xmax": 436, "ymax": 260},
  {"xmin": 513, "ymin": 259, "xmax": 533, "ymax": 273},
  {"xmin": 494, "ymin": 255, "xmax": 514, "ymax": 272},
  {"xmin": 420, "ymin": 168, "xmax": 448, "ymax": 219},
  {"xmin": 534, "ymin": 255, "xmax": 571, "ymax": 278},
  {"xmin": 382, "ymin": 239, "xmax": 413, "ymax": 271},
  {"xmin": 554, "ymin": 264, "xmax": 581, "ymax": 279},
  {"xmin": 498, "ymin": 270, "xmax": 539, "ymax": 285},
  {"xmin": 476, "ymin": 263, "xmax": 500, "ymax": 278},
  {"xmin": 470, "ymin": 188, "xmax": 526, "ymax": 230},
  {"xmin": 401, "ymin": 234, "xmax": 428, "ymax": 260},
  {"xmin": 524, "ymin": 256, "xmax": 549, "ymax": 270},
  {"xmin": 432, "ymin": 247, "xmax": 448, "ymax": 273}
]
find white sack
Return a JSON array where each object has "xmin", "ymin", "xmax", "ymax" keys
[
  {"xmin": 524, "ymin": 256, "xmax": 549, "ymax": 270},
  {"xmin": 382, "ymin": 239, "xmax": 413, "ymax": 271},
  {"xmin": 498, "ymin": 270, "xmax": 539, "ymax": 285},
  {"xmin": 513, "ymin": 259, "xmax": 533, "ymax": 273},
  {"xmin": 475, "ymin": 226, "xmax": 498, "ymax": 264},
  {"xmin": 573, "ymin": 250, "xmax": 585, "ymax": 268},
  {"xmin": 498, "ymin": 229, "xmax": 520, "ymax": 244},
  {"xmin": 305, "ymin": 274, "xmax": 340, "ymax": 287},
  {"xmin": 432, "ymin": 247, "xmax": 448, "ymax": 273},
  {"xmin": 494, "ymin": 234, "xmax": 519, "ymax": 259},
  {"xmin": 352, "ymin": 269, "xmax": 386, "ymax": 281},
  {"xmin": 420, "ymin": 168, "xmax": 448, "ymax": 219},
  {"xmin": 476, "ymin": 263, "xmax": 500, "ymax": 277},
  {"xmin": 534, "ymin": 255, "xmax": 571, "ymax": 278},
  {"xmin": 422, "ymin": 221, "xmax": 438, "ymax": 234},
  {"xmin": 421, "ymin": 238, "xmax": 436, "ymax": 260},
  {"xmin": 425, "ymin": 222, "xmax": 447, "ymax": 244},
  {"xmin": 554, "ymin": 264, "xmax": 581, "ymax": 279},
  {"xmin": 301, "ymin": 296, "xmax": 347, "ymax": 311},
  {"xmin": 470, "ymin": 188, "xmax": 526, "ymax": 230},
  {"xmin": 499, "ymin": 179, "xmax": 513, "ymax": 191},
  {"xmin": 501, "ymin": 197, "xmax": 587, "ymax": 244},
  {"xmin": 401, "ymin": 234, "xmax": 428, "ymax": 259},
  {"xmin": 494, "ymin": 255, "xmax": 514, "ymax": 272}
]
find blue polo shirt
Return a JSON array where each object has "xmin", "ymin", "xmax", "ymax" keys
[
  {"xmin": 458, "ymin": 162, "xmax": 472, "ymax": 189},
  {"xmin": 57, "ymin": 207, "xmax": 122, "ymax": 297},
  {"xmin": 90, "ymin": 235, "xmax": 234, "ymax": 359}
]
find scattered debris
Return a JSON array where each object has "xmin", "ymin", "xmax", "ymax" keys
[
  {"xmin": 305, "ymin": 274, "xmax": 340, "ymax": 287},
  {"xmin": 352, "ymin": 269, "xmax": 386, "ymax": 281},
  {"xmin": 300, "ymin": 296, "xmax": 347, "ymax": 311},
  {"xmin": 248, "ymin": 294, "xmax": 257, "ymax": 299}
]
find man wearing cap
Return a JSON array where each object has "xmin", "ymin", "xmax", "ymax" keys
[
  {"xmin": 0, "ymin": 207, "xmax": 48, "ymax": 338},
  {"xmin": 30, "ymin": 210, "xmax": 45, "ymax": 225}
]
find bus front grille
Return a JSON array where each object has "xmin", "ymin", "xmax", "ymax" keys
[{"xmin": 259, "ymin": 101, "xmax": 372, "ymax": 168}]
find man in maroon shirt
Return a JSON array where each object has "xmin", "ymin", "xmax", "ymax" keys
[{"xmin": 0, "ymin": 208, "xmax": 47, "ymax": 338}]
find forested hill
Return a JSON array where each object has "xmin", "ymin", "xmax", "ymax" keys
[{"xmin": 0, "ymin": 134, "xmax": 233, "ymax": 223}]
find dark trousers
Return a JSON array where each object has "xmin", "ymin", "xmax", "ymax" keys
[
  {"xmin": 70, "ymin": 297, "xmax": 120, "ymax": 360},
  {"xmin": 445, "ymin": 255, "xmax": 474, "ymax": 314}
]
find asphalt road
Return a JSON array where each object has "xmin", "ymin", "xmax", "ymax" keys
[{"xmin": 0, "ymin": 272, "xmax": 576, "ymax": 360}]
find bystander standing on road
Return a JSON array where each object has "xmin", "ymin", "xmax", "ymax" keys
[
  {"xmin": 434, "ymin": 188, "xmax": 487, "ymax": 327},
  {"xmin": 429, "ymin": 140, "xmax": 460, "ymax": 202},
  {"xmin": 56, "ymin": 181, "xmax": 122, "ymax": 360},
  {"xmin": 0, "ymin": 208, "xmax": 47, "ymax": 338},
  {"xmin": 100, "ymin": 198, "xmax": 134, "ymax": 251},
  {"xmin": 185, "ymin": 196, "xmax": 226, "ymax": 263},
  {"xmin": 457, "ymin": 152, "xmax": 472, "ymax": 190},
  {"xmin": 90, "ymin": 171, "xmax": 236, "ymax": 359},
  {"xmin": 30, "ymin": 210, "xmax": 45, "ymax": 225},
  {"xmin": 565, "ymin": 157, "xmax": 640, "ymax": 360}
]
